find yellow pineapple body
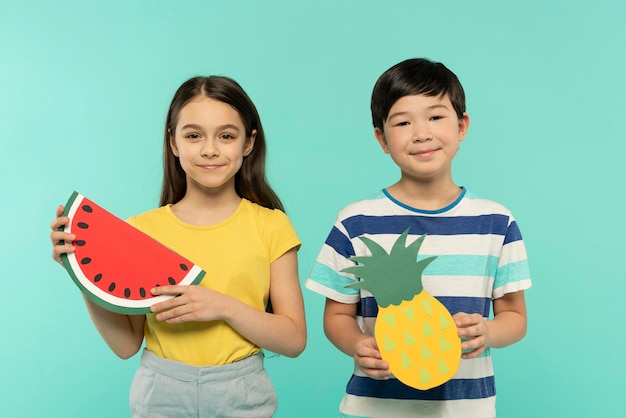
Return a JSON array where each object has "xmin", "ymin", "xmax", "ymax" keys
[{"xmin": 375, "ymin": 291, "xmax": 461, "ymax": 390}]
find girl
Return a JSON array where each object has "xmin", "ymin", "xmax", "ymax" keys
[{"xmin": 50, "ymin": 76, "xmax": 306, "ymax": 417}]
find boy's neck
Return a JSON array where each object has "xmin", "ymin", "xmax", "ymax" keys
[{"xmin": 386, "ymin": 177, "xmax": 462, "ymax": 211}]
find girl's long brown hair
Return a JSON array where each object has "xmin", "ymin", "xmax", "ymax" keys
[{"xmin": 160, "ymin": 76, "xmax": 284, "ymax": 212}]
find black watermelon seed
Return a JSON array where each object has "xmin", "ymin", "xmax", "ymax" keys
[
  {"xmin": 179, "ymin": 263, "xmax": 188, "ymax": 271},
  {"xmin": 139, "ymin": 288, "xmax": 146, "ymax": 298},
  {"xmin": 80, "ymin": 257, "xmax": 91, "ymax": 265},
  {"xmin": 155, "ymin": 283, "xmax": 160, "ymax": 287},
  {"xmin": 75, "ymin": 240, "xmax": 86, "ymax": 246},
  {"xmin": 124, "ymin": 288, "xmax": 131, "ymax": 298},
  {"xmin": 77, "ymin": 222, "xmax": 89, "ymax": 229},
  {"xmin": 168, "ymin": 277, "xmax": 176, "ymax": 285},
  {"xmin": 108, "ymin": 283, "xmax": 116, "ymax": 292},
  {"xmin": 81, "ymin": 205, "xmax": 93, "ymax": 213},
  {"xmin": 94, "ymin": 274, "xmax": 102, "ymax": 282}
]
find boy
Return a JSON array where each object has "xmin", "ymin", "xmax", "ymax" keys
[{"xmin": 305, "ymin": 58, "xmax": 531, "ymax": 417}]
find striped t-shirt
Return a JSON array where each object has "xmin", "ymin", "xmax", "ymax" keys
[{"xmin": 305, "ymin": 188, "xmax": 531, "ymax": 418}]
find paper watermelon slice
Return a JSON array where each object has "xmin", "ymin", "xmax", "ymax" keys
[{"xmin": 60, "ymin": 191, "xmax": 205, "ymax": 314}]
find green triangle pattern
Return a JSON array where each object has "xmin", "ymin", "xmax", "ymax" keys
[
  {"xmin": 438, "ymin": 358, "xmax": 450, "ymax": 374},
  {"xmin": 420, "ymin": 298, "xmax": 432, "ymax": 316},
  {"xmin": 402, "ymin": 306, "xmax": 414, "ymax": 322},
  {"xmin": 421, "ymin": 343, "xmax": 433, "ymax": 360},
  {"xmin": 420, "ymin": 365, "xmax": 432, "ymax": 383},
  {"xmin": 383, "ymin": 313, "xmax": 395, "ymax": 329},
  {"xmin": 404, "ymin": 329, "xmax": 416, "ymax": 346},
  {"xmin": 423, "ymin": 320, "xmax": 435, "ymax": 337},
  {"xmin": 440, "ymin": 313, "xmax": 452, "ymax": 330},
  {"xmin": 384, "ymin": 335, "xmax": 397, "ymax": 351},
  {"xmin": 402, "ymin": 352, "xmax": 413, "ymax": 369},
  {"xmin": 439, "ymin": 335, "xmax": 451, "ymax": 352}
]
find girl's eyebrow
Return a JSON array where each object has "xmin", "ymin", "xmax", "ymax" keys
[{"xmin": 180, "ymin": 123, "xmax": 240, "ymax": 132}]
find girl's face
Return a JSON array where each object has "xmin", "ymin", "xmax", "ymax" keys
[{"xmin": 169, "ymin": 97, "xmax": 255, "ymax": 195}]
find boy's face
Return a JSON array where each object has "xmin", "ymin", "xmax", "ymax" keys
[{"xmin": 374, "ymin": 94, "xmax": 469, "ymax": 183}]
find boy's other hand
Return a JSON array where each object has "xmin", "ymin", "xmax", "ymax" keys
[
  {"xmin": 454, "ymin": 312, "xmax": 489, "ymax": 359},
  {"xmin": 354, "ymin": 336, "xmax": 391, "ymax": 380}
]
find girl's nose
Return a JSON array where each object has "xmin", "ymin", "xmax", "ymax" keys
[{"xmin": 201, "ymin": 139, "xmax": 219, "ymax": 157}]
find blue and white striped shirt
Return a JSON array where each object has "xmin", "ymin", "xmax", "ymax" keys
[{"xmin": 306, "ymin": 188, "xmax": 531, "ymax": 418}]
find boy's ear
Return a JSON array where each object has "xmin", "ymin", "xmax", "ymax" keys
[
  {"xmin": 374, "ymin": 127, "xmax": 390, "ymax": 154},
  {"xmin": 168, "ymin": 129, "xmax": 179, "ymax": 157},
  {"xmin": 458, "ymin": 113, "xmax": 470, "ymax": 142},
  {"xmin": 244, "ymin": 129, "xmax": 257, "ymax": 157}
]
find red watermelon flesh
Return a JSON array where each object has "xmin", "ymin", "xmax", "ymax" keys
[{"xmin": 60, "ymin": 191, "xmax": 205, "ymax": 314}]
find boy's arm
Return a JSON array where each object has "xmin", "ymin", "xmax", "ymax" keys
[
  {"xmin": 323, "ymin": 298, "xmax": 390, "ymax": 379},
  {"xmin": 455, "ymin": 290, "xmax": 527, "ymax": 359}
]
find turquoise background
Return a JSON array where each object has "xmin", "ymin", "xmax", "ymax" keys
[{"xmin": 2, "ymin": 0, "xmax": 625, "ymax": 416}]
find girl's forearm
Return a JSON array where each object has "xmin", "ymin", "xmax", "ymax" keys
[{"xmin": 82, "ymin": 294, "xmax": 145, "ymax": 359}]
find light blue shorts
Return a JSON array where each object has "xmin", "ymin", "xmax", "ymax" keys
[{"xmin": 129, "ymin": 349, "xmax": 277, "ymax": 418}]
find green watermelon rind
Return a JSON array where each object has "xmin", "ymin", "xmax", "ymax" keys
[{"xmin": 59, "ymin": 191, "xmax": 206, "ymax": 315}]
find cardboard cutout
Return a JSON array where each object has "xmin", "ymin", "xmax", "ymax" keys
[
  {"xmin": 60, "ymin": 191, "xmax": 205, "ymax": 314},
  {"xmin": 343, "ymin": 229, "xmax": 461, "ymax": 390}
]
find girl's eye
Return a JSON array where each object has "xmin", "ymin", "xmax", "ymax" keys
[
  {"xmin": 185, "ymin": 133, "xmax": 201, "ymax": 140},
  {"xmin": 220, "ymin": 133, "xmax": 235, "ymax": 140}
]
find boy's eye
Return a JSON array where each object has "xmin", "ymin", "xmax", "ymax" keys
[
  {"xmin": 430, "ymin": 115, "xmax": 443, "ymax": 121},
  {"xmin": 394, "ymin": 121, "xmax": 410, "ymax": 127}
]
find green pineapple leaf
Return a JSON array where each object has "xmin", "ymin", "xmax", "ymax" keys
[{"xmin": 342, "ymin": 229, "xmax": 437, "ymax": 307}]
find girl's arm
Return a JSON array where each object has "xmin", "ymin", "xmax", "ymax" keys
[
  {"xmin": 51, "ymin": 206, "xmax": 145, "ymax": 359},
  {"xmin": 455, "ymin": 290, "xmax": 527, "ymax": 358},
  {"xmin": 150, "ymin": 248, "xmax": 307, "ymax": 358},
  {"xmin": 323, "ymin": 298, "xmax": 390, "ymax": 379}
]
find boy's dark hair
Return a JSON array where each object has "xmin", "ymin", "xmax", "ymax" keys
[{"xmin": 371, "ymin": 58, "xmax": 466, "ymax": 131}]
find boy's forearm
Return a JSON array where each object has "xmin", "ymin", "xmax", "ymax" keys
[
  {"xmin": 323, "ymin": 299, "xmax": 367, "ymax": 357},
  {"xmin": 487, "ymin": 310, "xmax": 527, "ymax": 348}
]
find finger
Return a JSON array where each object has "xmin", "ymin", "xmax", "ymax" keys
[
  {"xmin": 150, "ymin": 285, "xmax": 185, "ymax": 296},
  {"xmin": 55, "ymin": 205, "xmax": 65, "ymax": 218}
]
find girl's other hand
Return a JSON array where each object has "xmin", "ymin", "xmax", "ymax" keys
[
  {"xmin": 354, "ymin": 336, "xmax": 390, "ymax": 380},
  {"xmin": 50, "ymin": 205, "xmax": 75, "ymax": 266},
  {"xmin": 150, "ymin": 285, "xmax": 230, "ymax": 324}
]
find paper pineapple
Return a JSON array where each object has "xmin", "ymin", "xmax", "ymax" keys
[{"xmin": 343, "ymin": 229, "xmax": 461, "ymax": 390}]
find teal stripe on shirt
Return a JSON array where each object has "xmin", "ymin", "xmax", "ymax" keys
[
  {"xmin": 422, "ymin": 255, "xmax": 499, "ymax": 277},
  {"xmin": 309, "ymin": 261, "xmax": 359, "ymax": 296},
  {"xmin": 494, "ymin": 260, "xmax": 530, "ymax": 288}
]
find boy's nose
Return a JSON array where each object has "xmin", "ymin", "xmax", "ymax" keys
[{"xmin": 412, "ymin": 131, "xmax": 433, "ymax": 142}]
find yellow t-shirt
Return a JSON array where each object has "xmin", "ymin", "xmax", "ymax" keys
[{"xmin": 126, "ymin": 199, "xmax": 301, "ymax": 366}]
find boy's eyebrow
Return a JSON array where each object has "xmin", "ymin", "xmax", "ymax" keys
[{"xmin": 387, "ymin": 104, "xmax": 451, "ymax": 120}]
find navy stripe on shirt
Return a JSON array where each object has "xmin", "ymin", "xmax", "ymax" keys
[
  {"xmin": 357, "ymin": 296, "xmax": 492, "ymax": 319},
  {"xmin": 342, "ymin": 214, "xmax": 511, "ymax": 239},
  {"xmin": 346, "ymin": 374, "xmax": 496, "ymax": 401}
]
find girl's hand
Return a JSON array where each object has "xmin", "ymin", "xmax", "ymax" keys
[
  {"xmin": 454, "ymin": 312, "xmax": 489, "ymax": 359},
  {"xmin": 50, "ymin": 205, "xmax": 75, "ymax": 266},
  {"xmin": 354, "ymin": 336, "xmax": 390, "ymax": 380},
  {"xmin": 149, "ymin": 285, "xmax": 230, "ymax": 324}
]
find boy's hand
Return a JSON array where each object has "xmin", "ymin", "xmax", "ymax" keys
[
  {"xmin": 50, "ymin": 205, "xmax": 76, "ymax": 266},
  {"xmin": 454, "ymin": 312, "xmax": 489, "ymax": 359},
  {"xmin": 354, "ymin": 336, "xmax": 390, "ymax": 380}
]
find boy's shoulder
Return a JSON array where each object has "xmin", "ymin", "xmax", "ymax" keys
[
  {"xmin": 336, "ymin": 190, "xmax": 390, "ymax": 219},
  {"xmin": 461, "ymin": 190, "xmax": 515, "ymax": 217}
]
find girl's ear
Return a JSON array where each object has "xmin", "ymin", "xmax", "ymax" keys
[
  {"xmin": 244, "ymin": 129, "xmax": 256, "ymax": 157},
  {"xmin": 374, "ymin": 127, "xmax": 390, "ymax": 154},
  {"xmin": 168, "ymin": 129, "xmax": 179, "ymax": 157}
]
